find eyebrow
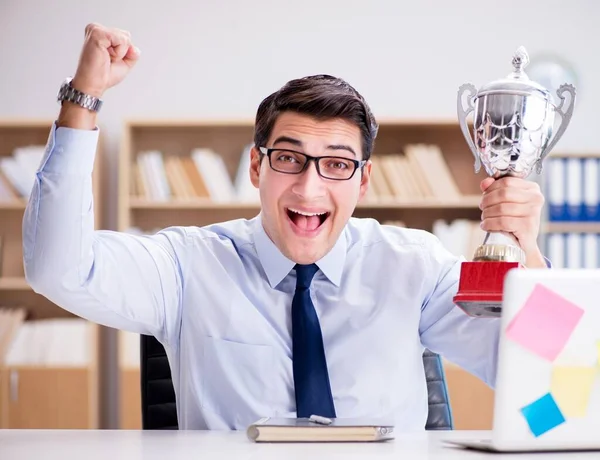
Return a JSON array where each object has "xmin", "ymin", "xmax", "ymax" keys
[{"xmin": 272, "ymin": 136, "xmax": 357, "ymax": 157}]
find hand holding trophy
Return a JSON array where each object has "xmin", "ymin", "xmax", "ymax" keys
[{"xmin": 453, "ymin": 46, "xmax": 576, "ymax": 317}]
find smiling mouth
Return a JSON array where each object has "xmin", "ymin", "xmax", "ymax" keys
[{"xmin": 286, "ymin": 208, "xmax": 331, "ymax": 232}]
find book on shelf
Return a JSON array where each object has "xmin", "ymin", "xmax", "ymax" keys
[
  {"xmin": 0, "ymin": 309, "xmax": 94, "ymax": 367},
  {"xmin": 190, "ymin": 148, "xmax": 237, "ymax": 202},
  {"xmin": 367, "ymin": 144, "xmax": 462, "ymax": 203},
  {"xmin": 120, "ymin": 330, "xmax": 141, "ymax": 369},
  {"xmin": 546, "ymin": 156, "xmax": 600, "ymax": 222},
  {"xmin": 131, "ymin": 143, "xmax": 464, "ymax": 204},
  {"xmin": 404, "ymin": 144, "xmax": 461, "ymax": 199},
  {"xmin": 433, "ymin": 219, "xmax": 487, "ymax": 261},
  {"xmin": 544, "ymin": 232, "xmax": 600, "ymax": 269},
  {"xmin": 134, "ymin": 146, "xmax": 257, "ymax": 204},
  {"xmin": 0, "ymin": 145, "xmax": 45, "ymax": 201},
  {"xmin": 0, "ymin": 307, "xmax": 26, "ymax": 365},
  {"xmin": 0, "ymin": 170, "xmax": 19, "ymax": 201},
  {"xmin": 234, "ymin": 144, "xmax": 260, "ymax": 203}
]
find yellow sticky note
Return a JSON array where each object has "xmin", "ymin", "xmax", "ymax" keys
[{"xmin": 551, "ymin": 366, "xmax": 597, "ymax": 417}]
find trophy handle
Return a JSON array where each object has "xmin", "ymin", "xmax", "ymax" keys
[
  {"xmin": 535, "ymin": 83, "xmax": 577, "ymax": 174},
  {"xmin": 457, "ymin": 83, "xmax": 481, "ymax": 173}
]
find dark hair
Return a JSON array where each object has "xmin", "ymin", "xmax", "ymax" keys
[{"xmin": 253, "ymin": 74, "xmax": 379, "ymax": 161}]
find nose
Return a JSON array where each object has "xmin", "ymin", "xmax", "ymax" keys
[{"xmin": 291, "ymin": 160, "xmax": 326, "ymax": 200}]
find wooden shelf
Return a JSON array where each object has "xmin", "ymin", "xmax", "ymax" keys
[
  {"xmin": 129, "ymin": 195, "xmax": 482, "ymax": 210},
  {"xmin": 548, "ymin": 152, "xmax": 600, "ymax": 159},
  {"xmin": 129, "ymin": 199, "xmax": 259, "ymax": 210},
  {"xmin": 0, "ymin": 277, "xmax": 30, "ymax": 290},
  {"xmin": 544, "ymin": 222, "xmax": 600, "ymax": 233},
  {"xmin": 0, "ymin": 120, "xmax": 104, "ymax": 430},
  {"xmin": 0, "ymin": 200, "xmax": 26, "ymax": 210}
]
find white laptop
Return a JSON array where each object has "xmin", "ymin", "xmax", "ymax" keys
[{"xmin": 446, "ymin": 268, "xmax": 600, "ymax": 452}]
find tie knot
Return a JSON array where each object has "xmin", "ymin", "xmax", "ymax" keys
[{"xmin": 295, "ymin": 263, "xmax": 319, "ymax": 290}]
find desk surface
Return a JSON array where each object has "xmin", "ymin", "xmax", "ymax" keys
[{"xmin": 0, "ymin": 429, "xmax": 598, "ymax": 459}]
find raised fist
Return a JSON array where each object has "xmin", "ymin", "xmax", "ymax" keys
[{"xmin": 71, "ymin": 23, "xmax": 140, "ymax": 98}]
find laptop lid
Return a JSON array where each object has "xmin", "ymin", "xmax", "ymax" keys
[{"xmin": 491, "ymin": 268, "xmax": 600, "ymax": 451}]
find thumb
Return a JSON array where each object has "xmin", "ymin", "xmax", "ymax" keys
[{"xmin": 480, "ymin": 177, "xmax": 495, "ymax": 193}]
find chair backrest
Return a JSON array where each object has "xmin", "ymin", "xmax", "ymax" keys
[
  {"xmin": 140, "ymin": 333, "xmax": 177, "ymax": 429},
  {"xmin": 140, "ymin": 335, "xmax": 453, "ymax": 430},
  {"xmin": 422, "ymin": 348, "xmax": 454, "ymax": 430}
]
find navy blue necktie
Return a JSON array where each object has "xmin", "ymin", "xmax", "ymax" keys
[{"xmin": 292, "ymin": 263, "xmax": 336, "ymax": 418}]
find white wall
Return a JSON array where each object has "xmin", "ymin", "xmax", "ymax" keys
[
  {"xmin": 1, "ymin": 0, "xmax": 598, "ymax": 427},
  {"xmin": 2, "ymin": 0, "xmax": 598, "ymax": 221}
]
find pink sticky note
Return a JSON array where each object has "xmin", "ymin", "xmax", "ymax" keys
[{"xmin": 506, "ymin": 284, "xmax": 584, "ymax": 362}]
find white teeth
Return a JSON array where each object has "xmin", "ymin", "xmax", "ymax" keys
[{"xmin": 288, "ymin": 208, "xmax": 328, "ymax": 217}]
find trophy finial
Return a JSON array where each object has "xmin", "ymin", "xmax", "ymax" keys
[{"xmin": 512, "ymin": 46, "xmax": 530, "ymax": 73}]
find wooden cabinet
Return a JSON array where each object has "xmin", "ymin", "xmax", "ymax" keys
[
  {"xmin": 444, "ymin": 362, "xmax": 495, "ymax": 430},
  {"xmin": 0, "ymin": 366, "xmax": 98, "ymax": 429},
  {"xmin": 0, "ymin": 120, "xmax": 104, "ymax": 429}
]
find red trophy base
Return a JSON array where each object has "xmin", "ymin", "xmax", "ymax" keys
[{"xmin": 453, "ymin": 261, "xmax": 522, "ymax": 317}]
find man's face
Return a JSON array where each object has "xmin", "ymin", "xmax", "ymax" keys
[{"xmin": 250, "ymin": 112, "xmax": 371, "ymax": 264}]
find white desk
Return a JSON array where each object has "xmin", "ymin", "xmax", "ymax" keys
[{"xmin": 0, "ymin": 429, "xmax": 597, "ymax": 459}]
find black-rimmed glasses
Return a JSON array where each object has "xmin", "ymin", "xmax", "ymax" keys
[{"xmin": 258, "ymin": 147, "xmax": 366, "ymax": 181}]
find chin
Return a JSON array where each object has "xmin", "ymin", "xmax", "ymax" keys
[
  {"xmin": 280, "ymin": 233, "xmax": 330, "ymax": 265},
  {"xmin": 288, "ymin": 247, "xmax": 322, "ymax": 265}
]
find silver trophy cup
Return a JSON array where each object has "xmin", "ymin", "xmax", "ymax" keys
[{"xmin": 457, "ymin": 46, "xmax": 576, "ymax": 263}]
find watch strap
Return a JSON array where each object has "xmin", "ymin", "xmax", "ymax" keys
[{"xmin": 57, "ymin": 78, "xmax": 103, "ymax": 112}]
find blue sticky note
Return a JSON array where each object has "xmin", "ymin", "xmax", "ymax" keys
[{"xmin": 520, "ymin": 393, "xmax": 566, "ymax": 437}]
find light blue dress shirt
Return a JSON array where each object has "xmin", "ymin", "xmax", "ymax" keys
[{"xmin": 22, "ymin": 123, "xmax": 500, "ymax": 431}]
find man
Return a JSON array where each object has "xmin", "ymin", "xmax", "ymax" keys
[{"xmin": 23, "ymin": 24, "xmax": 547, "ymax": 431}]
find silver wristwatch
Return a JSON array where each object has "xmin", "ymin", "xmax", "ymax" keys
[{"xmin": 57, "ymin": 77, "xmax": 103, "ymax": 112}]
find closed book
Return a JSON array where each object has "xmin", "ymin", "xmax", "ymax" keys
[{"xmin": 246, "ymin": 417, "xmax": 394, "ymax": 442}]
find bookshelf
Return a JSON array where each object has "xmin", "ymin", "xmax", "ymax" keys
[
  {"xmin": 116, "ymin": 118, "xmax": 491, "ymax": 429},
  {"xmin": 0, "ymin": 120, "xmax": 103, "ymax": 429},
  {"xmin": 541, "ymin": 151, "xmax": 600, "ymax": 269}
]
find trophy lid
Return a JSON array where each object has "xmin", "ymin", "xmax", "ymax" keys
[{"xmin": 477, "ymin": 46, "xmax": 553, "ymax": 103}]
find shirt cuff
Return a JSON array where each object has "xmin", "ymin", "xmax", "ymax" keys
[{"xmin": 38, "ymin": 121, "xmax": 99, "ymax": 175}]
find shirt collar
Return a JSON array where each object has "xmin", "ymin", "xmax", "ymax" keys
[{"xmin": 252, "ymin": 213, "xmax": 347, "ymax": 289}]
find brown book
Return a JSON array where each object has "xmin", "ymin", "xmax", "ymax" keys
[
  {"xmin": 164, "ymin": 156, "xmax": 187, "ymax": 199},
  {"xmin": 426, "ymin": 145, "xmax": 462, "ymax": 199},
  {"xmin": 394, "ymin": 156, "xmax": 423, "ymax": 199},
  {"xmin": 134, "ymin": 162, "xmax": 148, "ymax": 199},
  {"xmin": 181, "ymin": 156, "xmax": 210, "ymax": 198},
  {"xmin": 370, "ymin": 157, "xmax": 394, "ymax": 200},
  {"xmin": 403, "ymin": 146, "xmax": 434, "ymax": 198},
  {"xmin": 380, "ymin": 155, "xmax": 407, "ymax": 199},
  {"xmin": 247, "ymin": 417, "xmax": 395, "ymax": 442},
  {"xmin": 172, "ymin": 157, "xmax": 195, "ymax": 199}
]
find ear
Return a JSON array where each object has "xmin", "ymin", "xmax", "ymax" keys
[
  {"xmin": 357, "ymin": 160, "xmax": 372, "ymax": 202},
  {"xmin": 249, "ymin": 146, "xmax": 262, "ymax": 188}
]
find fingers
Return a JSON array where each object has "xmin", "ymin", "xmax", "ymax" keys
[
  {"xmin": 479, "ymin": 179, "xmax": 543, "ymax": 210},
  {"xmin": 85, "ymin": 23, "xmax": 137, "ymax": 62},
  {"xmin": 108, "ymin": 29, "xmax": 132, "ymax": 61},
  {"xmin": 483, "ymin": 176, "xmax": 538, "ymax": 193},
  {"xmin": 481, "ymin": 202, "xmax": 535, "ymax": 220},
  {"xmin": 480, "ymin": 187, "xmax": 538, "ymax": 210},
  {"xmin": 479, "ymin": 177, "xmax": 495, "ymax": 193},
  {"xmin": 123, "ymin": 44, "xmax": 141, "ymax": 68},
  {"xmin": 480, "ymin": 216, "xmax": 522, "ymax": 234}
]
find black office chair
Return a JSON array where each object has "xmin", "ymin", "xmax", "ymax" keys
[{"xmin": 140, "ymin": 335, "xmax": 453, "ymax": 430}]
